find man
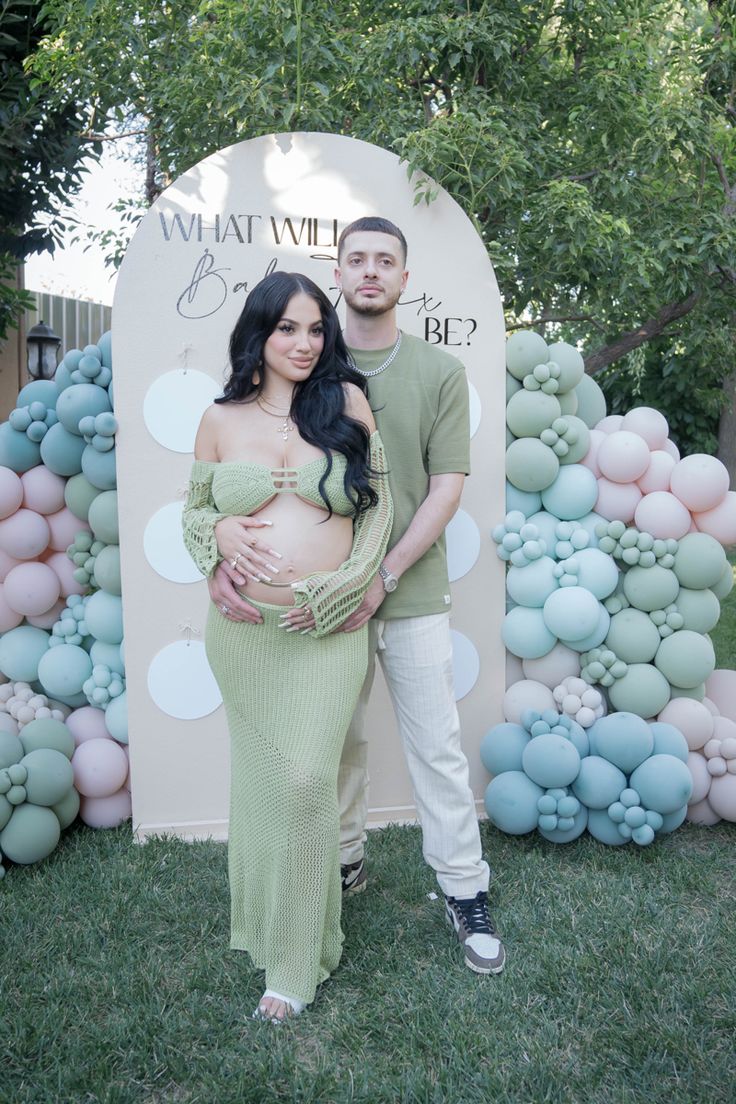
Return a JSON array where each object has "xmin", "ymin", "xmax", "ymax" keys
[{"xmin": 208, "ymin": 217, "xmax": 505, "ymax": 975}]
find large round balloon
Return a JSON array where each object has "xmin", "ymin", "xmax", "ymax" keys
[
  {"xmin": 620, "ymin": 407, "xmax": 669, "ymax": 450},
  {"xmin": 540, "ymin": 465, "xmax": 598, "ymax": 521},
  {"xmin": 55, "ymin": 383, "xmax": 112, "ymax": 435},
  {"xmin": 572, "ymin": 756, "xmax": 627, "ymax": 809},
  {"xmin": 505, "ymin": 438, "xmax": 560, "ymax": 492},
  {"xmin": 502, "ymin": 606, "xmax": 556, "ymax": 659},
  {"xmin": 506, "ymin": 332, "xmax": 549, "ymax": 380},
  {"xmin": 597, "ymin": 431, "xmax": 651, "ymax": 484},
  {"xmin": 693, "ymin": 491, "xmax": 736, "ymax": 546},
  {"xmin": 634, "ymin": 492, "xmax": 691, "ymax": 541},
  {"xmin": 595, "ymin": 478, "xmax": 642, "ymax": 523},
  {"xmin": 630, "ymin": 754, "xmax": 693, "ymax": 813},
  {"xmin": 670, "ymin": 454, "xmax": 730, "ymax": 513},
  {"xmin": 20, "ymin": 466, "xmax": 66, "ymax": 515},
  {"xmin": 522, "ymin": 733, "xmax": 581, "ymax": 788},
  {"xmin": 506, "ymin": 390, "xmax": 561, "ymax": 437},
  {"xmin": 64, "ymin": 472, "xmax": 100, "ymax": 522},
  {"xmin": 654, "ymin": 631, "xmax": 715, "ymax": 690},
  {"xmin": 87, "ymin": 490, "xmax": 119, "ymax": 544},
  {"xmin": 484, "ymin": 770, "xmax": 543, "ymax": 834},
  {"xmin": 672, "ymin": 533, "xmax": 728, "ymax": 590},
  {"xmin": 658, "ymin": 697, "xmax": 714, "ymax": 750},
  {"xmin": 39, "ymin": 422, "xmax": 86, "ymax": 476},
  {"xmin": 637, "ymin": 450, "xmax": 676, "ymax": 495},
  {"xmin": 623, "ymin": 564, "xmax": 679, "ymax": 612},
  {"xmin": 674, "ymin": 587, "xmax": 721, "ymax": 634},
  {"xmin": 546, "ymin": 342, "xmax": 585, "ymax": 393},
  {"xmin": 0, "ymin": 422, "xmax": 42, "ymax": 473},
  {"xmin": 22, "ymin": 747, "xmax": 74, "ymax": 806},
  {"xmin": 0, "ymin": 466, "xmax": 24, "ymax": 519},
  {"xmin": 0, "ymin": 803, "xmax": 60, "ymax": 863},
  {"xmin": 573, "ymin": 373, "xmax": 607, "ymax": 429},
  {"xmin": 79, "ymin": 787, "xmax": 132, "ymax": 828},
  {"xmin": 0, "ymin": 625, "xmax": 51, "ymax": 681},
  {"xmin": 37, "ymin": 644, "xmax": 93, "ymax": 699},
  {"xmin": 3, "ymin": 562, "xmax": 61, "ymax": 617},
  {"xmin": 543, "ymin": 587, "xmax": 601, "ymax": 642},
  {"xmin": 72, "ymin": 737, "xmax": 128, "ymax": 798},
  {"xmin": 588, "ymin": 712, "xmax": 653, "ymax": 773},
  {"xmin": 19, "ymin": 716, "xmax": 75, "ymax": 759},
  {"xmin": 480, "ymin": 723, "xmax": 530, "ymax": 775},
  {"xmin": 83, "ymin": 591, "xmax": 124, "ymax": 645},
  {"xmin": 605, "ymin": 608, "xmax": 661, "ymax": 663},
  {"xmin": 607, "ymin": 663, "xmax": 671, "ymax": 717},
  {"xmin": 506, "ymin": 557, "xmax": 558, "ymax": 608},
  {"xmin": 0, "ymin": 508, "xmax": 50, "ymax": 560}
]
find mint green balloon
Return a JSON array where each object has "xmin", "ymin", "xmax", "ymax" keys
[
  {"xmin": 506, "ymin": 332, "xmax": 549, "ymax": 381},
  {"xmin": 506, "ymin": 438, "xmax": 560, "ymax": 492},
  {"xmin": 0, "ymin": 803, "xmax": 60, "ymax": 863},
  {"xmin": 654, "ymin": 630, "xmax": 715, "ymax": 689},
  {"xmin": 84, "ymin": 590, "xmax": 123, "ymax": 644},
  {"xmin": 623, "ymin": 564, "xmax": 679, "ymax": 612},
  {"xmin": 557, "ymin": 391, "xmax": 578, "ymax": 416},
  {"xmin": 0, "ymin": 626, "xmax": 51, "ymax": 682},
  {"xmin": 607, "ymin": 663, "xmax": 671, "ymax": 717},
  {"xmin": 64, "ymin": 472, "xmax": 100, "ymax": 522},
  {"xmin": 93, "ymin": 544, "xmax": 121, "ymax": 595},
  {"xmin": 605, "ymin": 609, "xmax": 661, "ymax": 663},
  {"xmin": 547, "ymin": 342, "xmax": 585, "ymax": 393},
  {"xmin": 712, "ymin": 563, "xmax": 734, "ymax": 601},
  {"xmin": 88, "ymin": 489, "xmax": 119, "ymax": 543},
  {"xmin": 670, "ymin": 684, "xmax": 706, "ymax": 701},
  {"xmin": 673, "ymin": 533, "xmax": 727, "ymax": 590},
  {"xmin": 506, "ymin": 389, "xmax": 561, "ymax": 437},
  {"xmin": 52, "ymin": 786, "xmax": 80, "ymax": 829},
  {"xmin": 105, "ymin": 691, "xmax": 128, "ymax": 743},
  {"xmin": 0, "ymin": 731, "xmax": 24, "ymax": 769},
  {"xmin": 674, "ymin": 587, "xmax": 720, "ymax": 633},
  {"xmin": 19, "ymin": 718, "xmax": 74, "ymax": 759},
  {"xmin": 21, "ymin": 747, "xmax": 74, "ymax": 806},
  {"xmin": 37, "ymin": 644, "xmax": 93, "ymax": 698},
  {"xmin": 573, "ymin": 373, "xmax": 607, "ymax": 428}
]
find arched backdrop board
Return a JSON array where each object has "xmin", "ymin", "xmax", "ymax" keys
[{"xmin": 113, "ymin": 132, "xmax": 506, "ymax": 841}]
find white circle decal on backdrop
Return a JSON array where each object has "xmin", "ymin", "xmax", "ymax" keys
[
  {"xmin": 143, "ymin": 369, "xmax": 221, "ymax": 453},
  {"xmin": 147, "ymin": 641, "xmax": 222, "ymax": 719},
  {"xmin": 144, "ymin": 502, "xmax": 202, "ymax": 583},
  {"xmin": 446, "ymin": 508, "xmax": 481, "ymax": 581},
  {"xmin": 468, "ymin": 381, "xmax": 481, "ymax": 438},
  {"xmin": 451, "ymin": 630, "xmax": 481, "ymax": 701}
]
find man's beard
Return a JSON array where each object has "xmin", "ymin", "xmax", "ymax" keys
[{"xmin": 342, "ymin": 286, "xmax": 401, "ymax": 317}]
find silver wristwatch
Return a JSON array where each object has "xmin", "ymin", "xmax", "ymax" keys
[{"xmin": 378, "ymin": 563, "xmax": 399, "ymax": 593}]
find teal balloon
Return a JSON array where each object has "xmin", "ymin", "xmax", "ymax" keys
[
  {"xmin": 90, "ymin": 640, "xmax": 125, "ymax": 676},
  {"xmin": 543, "ymin": 587, "xmax": 601, "ymax": 641},
  {"xmin": 0, "ymin": 730, "xmax": 24, "ymax": 769},
  {"xmin": 572, "ymin": 756, "xmax": 627, "ymax": 809},
  {"xmin": 480, "ymin": 723, "xmax": 530, "ymax": 775},
  {"xmin": 81, "ymin": 443, "xmax": 117, "ymax": 490},
  {"xmin": 37, "ymin": 644, "xmax": 93, "ymax": 698},
  {"xmin": 505, "ymin": 482, "xmax": 542, "ymax": 517},
  {"xmin": 506, "ymin": 332, "xmax": 549, "ymax": 381},
  {"xmin": 88, "ymin": 490, "xmax": 119, "ymax": 543},
  {"xmin": 623, "ymin": 564, "xmax": 679, "ymax": 612},
  {"xmin": 507, "ymin": 557, "xmax": 558, "ymax": 608},
  {"xmin": 484, "ymin": 771, "xmax": 543, "ymax": 834},
  {"xmin": 0, "ymin": 803, "xmax": 60, "ymax": 863},
  {"xmin": 630, "ymin": 754, "xmax": 693, "ymax": 814},
  {"xmin": 40, "ymin": 422, "xmax": 85, "ymax": 476},
  {"xmin": 564, "ymin": 720, "xmax": 590, "ymax": 758},
  {"xmin": 97, "ymin": 331, "xmax": 113, "ymax": 368},
  {"xmin": 0, "ymin": 625, "xmax": 50, "ymax": 681},
  {"xmin": 506, "ymin": 390, "xmax": 561, "ymax": 437},
  {"xmin": 587, "ymin": 808, "xmax": 629, "ymax": 845},
  {"xmin": 52, "ymin": 786, "xmax": 80, "ymax": 829},
  {"xmin": 502, "ymin": 606, "xmax": 556, "ymax": 659},
  {"xmin": 19, "ymin": 717, "xmax": 74, "ymax": 759},
  {"xmin": 17, "ymin": 379, "xmax": 58, "ymax": 408},
  {"xmin": 55, "ymin": 383, "xmax": 111, "ymax": 436},
  {"xmin": 672, "ymin": 532, "xmax": 727, "ymax": 590},
  {"xmin": 21, "ymin": 747, "xmax": 74, "ymax": 806},
  {"xmin": 712, "ymin": 563, "xmax": 734, "ymax": 601},
  {"xmin": 605, "ymin": 609, "xmax": 661, "ymax": 663},
  {"xmin": 525, "ymin": 511, "xmax": 560, "ymax": 552},
  {"xmin": 560, "ymin": 605, "xmax": 610, "ymax": 652},
  {"xmin": 522, "ymin": 734, "xmax": 581, "ymax": 788},
  {"xmin": 571, "ymin": 548, "xmax": 619, "ymax": 599},
  {"xmin": 654, "ymin": 630, "xmax": 715, "ymax": 689},
  {"xmin": 506, "ymin": 439, "xmax": 559, "ymax": 492},
  {"xmin": 649, "ymin": 722, "xmax": 688, "ymax": 762},
  {"xmin": 54, "ymin": 360, "xmax": 74, "ymax": 391},
  {"xmin": 540, "ymin": 464, "xmax": 598, "ymax": 521},
  {"xmin": 573, "ymin": 373, "xmax": 607, "ymax": 428},
  {"xmin": 105, "ymin": 691, "xmax": 128, "ymax": 743},
  {"xmin": 546, "ymin": 342, "xmax": 585, "ymax": 393},
  {"xmin": 538, "ymin": 804, "xmax": 588, "ymax": 843},
  {"xmin": 64, "ymin": 472, "xmax": 100, "ymax": 522},
  {"xmin": 588, "ymin": 712, "xmax": 653, "ymax": 773},
  {"xmin": 0, "ymin": 794, "xmax": 12, "ymax": 831},
  {"xmin": 84, "ymin": 590, "xmax": 123, "ymax": 644},
  {"xmin": 607, "ymin": 663, "xmax": 671, "ymax": 718},
  {"xmin": 0, "ymin": 421, "xmax": 42, "ymax": 472},
  {"xmin": 659, "ymin": 804, "xmax": 688, "ymax": 833},
  {"xmin": 670, "ymin": 587, "xmax": 720, "ymax": 634}
]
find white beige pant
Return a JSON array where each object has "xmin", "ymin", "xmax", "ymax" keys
[{"xmin": 338, "ymin": 612, "xmax": 490, "ymax": 898}]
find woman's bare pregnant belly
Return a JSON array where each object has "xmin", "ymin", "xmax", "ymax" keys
[{"xmin": 239, "ymin": 495, "xmax": 354, "ymax": 606}]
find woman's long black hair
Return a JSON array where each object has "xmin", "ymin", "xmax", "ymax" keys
[{"xmin": 216, "ymin": 271, "xmax": 378, "ymax": 515}]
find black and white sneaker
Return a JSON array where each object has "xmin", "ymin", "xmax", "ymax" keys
[
  {"xmin": 340, "ymin": 857, "xmax": 367, "ymax": 896},
  {"xmin": 445, "ymin": 890, "xmax": 505, "ymax": 974}
]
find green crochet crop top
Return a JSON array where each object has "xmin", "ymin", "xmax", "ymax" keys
[{"xmin": 194, "ymin": 454, "xmax": 354, "ymax": 518}]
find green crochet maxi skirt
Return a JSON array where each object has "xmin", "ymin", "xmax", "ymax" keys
[{"xmin": 206, "ymin": 599, "xmax": 369, "ymax": 1004}]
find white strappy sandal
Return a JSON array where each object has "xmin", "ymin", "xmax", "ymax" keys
[{"xmin": 252, "ymin": 990, "xmax": 306, "ymax": 1024}]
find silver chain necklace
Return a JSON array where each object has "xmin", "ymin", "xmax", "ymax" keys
[{"xmin": 349, "ymin": 330, "xmax": 402, "ymax": 378}]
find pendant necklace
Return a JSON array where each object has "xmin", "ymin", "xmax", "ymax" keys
[
  {"xmin": 257, "ymin": 395, "xmax": 294, "ymax": 441},
  {"xmin": 349, "ymin": 329, "xmax": 402, "ymax": 378}
]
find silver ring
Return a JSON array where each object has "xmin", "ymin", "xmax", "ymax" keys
[{"xmin": 220, "ymin": 604, "xmax": 230, "ymax": 615}]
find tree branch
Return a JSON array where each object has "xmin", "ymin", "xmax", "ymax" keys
[
  {"xmin": 584, "ymin": 292, "xmax": 701, "ymax": 374},
  {"xmin": 506, "ymin": 313, "xmax": 603, "ymax": 332},
  {"xmin": 80, "ymin": 130, "xmax": 148, "ymax": 142}
]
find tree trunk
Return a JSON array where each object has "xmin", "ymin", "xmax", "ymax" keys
[{"xmin": 717, "ymin": 366, "xmax": 736, "ymax": 482}]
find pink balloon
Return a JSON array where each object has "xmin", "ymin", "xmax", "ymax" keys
[
  {"xmin": 702, "ymin": 696, "xmax": 721, "ymax": 717},
  {"xmin": 705, "ymin": 670, "xmax": 736, "ymax": 720},
  {"xmin": 66, "ymin": 705, "xmax": 111, "ymax": 746},
  {"xmin": 687, "ymin": 751, "xmax": 711, "ymax": 804},
  {"xmin": 122, "ymin": 745, "xmax": 131, "ymax": 791},
  {"xmin": 44, "ymin": 550, "xmax": 86, "ymax": 598},
  {"xmin": 637, "ymin": 450, "xmax": 676, "ymax": 494},
  {"xmin": 0, "ymin": 548, "xmax": 21, "ymax": 583},
  {"xmin": 26, "ymin": 598, "xmax": 67, "ymax": 629},
  {"xmin": 79, "ymin": 786, "xmax": 132, "ymax": 828},
  {"xmin": 597, "ymin": 431, "xmax": 651, "ymax": 483},
  {"xmin": 72, "ymin": 737, "xmax": 128, "ymax": 797},
  {"xmin": 3, "ymin": 561, "xmax": 61, "ymax": 616},
  {"xmin": 0, "ymin": 467, "xmax": 24, "ymax": 520},
  {"xmin": 708, "ymin": 773, "xmax": 736, "ymax": 821},
  {"xmin": 661, "ymin": 437, "xmax": 681, "ymax": 461},
  {"xmin": 0, "ymin": 508, "xmax": 50, "ymax": 560},
  {"xmin": 670, "ymin": 455, "xmax": 730, "ymax": 513},
  {"xmin": 20, "ymin": 467, "xmax": 66, "ymax": 515},
  {"xmin": 46, "ymin": 507, "xmax": 91, "ymax": 553},
  {"xmin": 693, "ymin": 491, "xmax": 736, "ymax": 547},
  {"xmin": 634, "ymin": 491, "xmax": 692, "ymax": 540},
  {"xmin": 659, "ymin": 697, "xmax": 714, "ymax": 750},
  {"xmin": 0, "ymin": 582, "xmax": 24, "ymax": 632},
  {"xmin": 595, "ymin": 415, "xmax": 625, "ymax": 434},
  {"xmin": 621, "ymin": 407, "xmax": 669, "ymax": 450},
  {"xmin": 686, "ymin": 797, "xmax": 721, "ymax": 825},
  {"xmin": 580, "ymin": 429, "xmax": 605, "ymax": 477},
  {"xmin": 595, "ymin": 477, "xmax": 642, "ymax": 523}
]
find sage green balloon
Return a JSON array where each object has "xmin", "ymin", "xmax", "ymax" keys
[
  {"xmin": 0, "ymin": 730, "xmax": 24, "ymax": 770},
  {"xmin": 546, "ymin": 342, "xmax": 585, "ymax": 393},
  {"xmin": 607, "ymin": 663, "xmax": 671, "ymax": 717},
  {"xmin": 94, "ymin": 544, "xmax": 121, "ymax": 595},
  {"xmin": 573, "ymin": 373, "xmax": 608, "ymax": 428},
  {"xmin": 674, "ymin": 587, "xmax": 721, "ymax": 634},
  {"xmin": 506, "ymin": 390, "xmax": 562, "ymax": 437},
  {"xmin": 506, "ymin": 331, "xmax": 549, "ymax": 381},
  {"xmin": 558, "ymin": 415, "xmax": 591, "ymax": 465},
  {"xmin": 506, "ymin": 372, "xmax": 522, "ymax": 401},
  {"xmin": 605, "ymin": 608, "xmax": 661, "ymax": 663},
  {"xmin": 0, "ymin": 803, "xmax": 60, "ymax": 863},
  {"xmin": 52, "ymin": 786, "xmax": 80, "ymax": 829},
  {"xmin": 19, "ymin": 717, "xmax": 74, "ymax": 759},
  {"xmin": 558, "ymin": 390, "xmax": 579, "ymax": 416},
  {"xmin": 654, "ymin": 630, "xmax": 715, "ymax": 689},
  {"xmin": 88, "ymin": 489, "xmax": 119, "ymax": 544},
  {"xmin": 623, "ymin": 564, "xmax": 679, "ymax": 612},
  {"xmin": 670, "ymin": 683, "xmax": 706, "ymax": 701},
  {"xmin": 672, "ymin": 532, "xmax": 727, "ymax": 590},
  {"xmin": 64, "ymin": 472, "xmax": 100, "ymax": 522},
  {"xmin": 21, "ymin": 747, "xmax": 74, "ymax": 806},
  {"xmin": 711, "ymin": 563, "xmax": 734, "ymax": 601},
  {"xmin": 506, "ymin": 438, "xmax": 560, "ymax": 492},
  {"xmin": 0, "ymin": 793, "xmax": 12, "ymax": 831}
]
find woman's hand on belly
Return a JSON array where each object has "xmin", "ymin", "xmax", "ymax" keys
[{"xmin": 214, "ymin": 515, "xmax": 283, "ymax": 583}]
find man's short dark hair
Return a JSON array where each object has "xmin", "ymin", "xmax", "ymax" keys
[{"xmin": 337, "ymin": 217, "xmax": 408, "ymax": 264}]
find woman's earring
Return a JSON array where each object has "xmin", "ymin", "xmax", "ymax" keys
[{"xmin": 253, "ymin": 366, "xmax": 261, "ymax": 385}]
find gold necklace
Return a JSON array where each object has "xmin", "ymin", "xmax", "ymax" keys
[{"xmin": 257, "ymin": 395, "xmax": 295, "ymax": 442}]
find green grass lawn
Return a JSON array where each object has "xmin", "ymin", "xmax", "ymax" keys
[{"xmin": 2, "ymin": 559, "xmax": 734, "ymax": 1104}]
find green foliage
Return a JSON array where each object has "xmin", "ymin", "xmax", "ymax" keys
[{"xmin": 26, "ymin": 1, "xmax": 736, "ymax": 451}]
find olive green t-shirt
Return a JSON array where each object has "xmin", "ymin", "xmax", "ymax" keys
[{"xmin": 348, "ymin": 332, "xmax": 470, "ymax": 619}]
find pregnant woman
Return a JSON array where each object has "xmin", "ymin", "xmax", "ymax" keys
[{"xmin": 182, "ymin": 272, "xmax": 392, "ymax": 1023}]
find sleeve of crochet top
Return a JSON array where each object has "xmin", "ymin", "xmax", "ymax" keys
[
  {"xmin": 291, "ymin": 432, "xmax": 394, "ymax": 636},
  {"xmin": 181, "ymin": 461, "xmax": 227, "ymax": 578}
]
